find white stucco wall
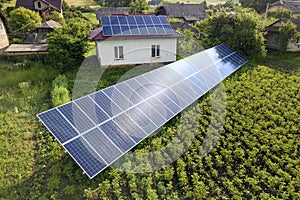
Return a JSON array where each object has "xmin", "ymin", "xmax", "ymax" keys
[{"xmin": 96, "ymin": 38, "xmax": 177, "ymax": 66}]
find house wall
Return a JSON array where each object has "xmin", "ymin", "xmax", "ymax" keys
[
  {"xmin": 0, "ymin": 18, "xmax": 9, "ymax": 51},
  {"xmin": 266, "ymin": 32, "xmax": 300, "ymax": 52},
  {"xmin": 96, "ymin": 38, "xmax": 177, "ymax": 66}
]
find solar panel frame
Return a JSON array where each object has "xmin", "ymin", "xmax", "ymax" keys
[{"xmin": 37, "ymin": 44, "xmax": 248, "ymax": 179}]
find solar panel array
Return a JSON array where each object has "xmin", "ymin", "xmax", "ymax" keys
[
  {"xmin": 37, "ymin": 44, "xmax": 248, "ymax": 179},
  {"xmin": 100, "ymin": 15, "xmax": 174, "ymax": 36}
]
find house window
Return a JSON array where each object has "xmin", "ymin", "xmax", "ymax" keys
[
  {"xmin": 37, "ymin": 1, "xmax": 41, "ymax": 8},
  {"xmin": 114, "ymin": 46, "xmax": 124, "ymax": 59},
  {"xmin": 151, "ymin": 45, "xmax": 160, "ymax": 57}
]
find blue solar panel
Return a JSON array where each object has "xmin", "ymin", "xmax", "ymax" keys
[
  {"xmin": 83, "ymin": 128, "xmax": 122, "ymax": 163},
  {"xmin": 102, "ymin": 26, "xmax": 112, "ymax": 36},
  {"xmin": 37, "ymin": 44, "xmax": 248, "ymax": 179},
  {"xmin": 99, "ymin": 121, "xmax": 135, "ymax": 152},
  {"xmin": 58, "ymin": 103, "xmax": 95, "ymax": 133},
  {"xmin": 64, "ymin": 137, "xmax": 107, "ymax": 178},
  {"xmin": 90, "ymin": 91, "xmax": 122, "ymax": 117},
  {"xmin": 113, "ymin": 113, "xmax": 147, "ymax": 143},
  {"xmin": 38, "ymin": 109, "xmax": 78, "ymax": 143},
  {"xmin": 75, "ymin": 97, "xmax": 109, "ymax": 124},
  {"xmin": 100, "ymin": 15, "xmax": 174, "ymax": 36}
]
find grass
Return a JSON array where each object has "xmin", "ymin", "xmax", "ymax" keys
[
  {"xmin": 82, "ymin": 12, "xmax": 98, "ymax": 25},
  {"xmin": 65, "ymin": 0, "xmax": 98, "ymax": 7}
]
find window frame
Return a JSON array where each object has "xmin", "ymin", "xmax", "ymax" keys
[
  {"xmin": 114, "ymin": 46, "xmax": 124, "ymax": 60},
  {"xmin": 151, "ymin": 45, "xmax": 160, "ymax": 58}
]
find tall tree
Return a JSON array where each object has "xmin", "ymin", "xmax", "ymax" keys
[
  {"xmin": 9, "ymin": 7, "xmax": 41, "ymax": 34},
  {"xmin": 129, "ymin": 0, "xmax": 148, "ymax": 14},
  {"xmin": 195, "ymin": 11, "xmax": 266, "ymax": 58},
  {"xmin": 47, "ymin": 18, "xmax": 92, "ymax": 72}
]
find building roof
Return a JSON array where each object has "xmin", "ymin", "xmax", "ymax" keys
[
  {"xmin": 0, "ymin": 10, "xmax": 12, "ymax": 34},
  {"xmin": 24, "ymin": 20, "xmax": 61, "ymax": 44},
  {"xmin": 266, "ymin": 18, "xmax": 300, "ymax": 32},
  {"xmin": 270, "ymin": 0, "xmax": 300, "ymax": 14},
  {"xmin": 96, "ymin": 7, "xmax": 130, "ymax": 19},
  {"xmin": 90, "ymin": 27, "xmax": 183, "ymax": 40},
  {"xmin": 4, "ymin": 44, "xmax": 48, "ymax": 55},
  {"xmin": 36, "ymin": 20, "xmax": 61, "ymax": 29},
  {"xmin": 156, "ymin": 3, "xmax": 207, "ymax": 21},
  {"xmin": 16, "ymin": 0, "xmax": 63, "ymax": 12}
]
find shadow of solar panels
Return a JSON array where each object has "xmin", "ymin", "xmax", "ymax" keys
[{"xmin": 37, "ymin": 44, "xmax": 248, "ymax": 178}]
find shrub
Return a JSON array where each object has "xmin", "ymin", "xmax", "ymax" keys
[
  {"xmin": 51, "ymin": 74, "xmax": 69, "ymax": 89},
  {"xmin": 51, "ymin": 86, "xmax": 70, "ymax": 107}
]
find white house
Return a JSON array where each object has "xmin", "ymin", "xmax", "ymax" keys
[{"xmin": 90, "ymin": 15, "xmax": 183, "ymax": 66}]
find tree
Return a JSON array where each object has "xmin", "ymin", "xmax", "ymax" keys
[
  {"xmin": 9, "ymin": 7, "xmax": 41, "ymax": 34},
  {"xmin": 45, "ymin": 11, "xmax": 65, "ymax": 25},
  {"xmin": 47, "ymin": 18, "xmax": 92, "ymax": 72},
  {"xmin": 129, "ymin": 0, "xmax": 148, "ymax": 14},
  {"xmin": 240, "ymin": 0, "xmax": 278, "ymax": 13},
  {"xmin": 278, "ymin": 21, "xmax": 298, "ymax": 52},
  {"xmin": 195, "ymin": 11, "xmax": 266, "ymax": 58}
]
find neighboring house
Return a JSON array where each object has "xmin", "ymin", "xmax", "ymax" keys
[
  {"xmin": 90, "ymin": 15, "xmax": 183, "ymax": 66},
  {"xmin": 269, "ymin": 0, "xmax": 300, "ymax": 15},
  {"xmin": 265, "ymin": 18, "xmax": 300, "ymax": 51},
  {"xmin": 0, "ymin": 10, "xmax": 11, "ymax": 52},
  {"xmin": 15, "ymin": 0, "xmax": 63, "ymax": 19},
  {"xmin": 4, "ymin": 44, "xmax": 48, "ymax": 55},
  {"xmin": 24, "ymin": 20, "xmax": 61, "ymax": 43},
  {"xmin": 155, "ymin": 3, "xmax": 207, "ymax": 23},
  {"xmin": 96, "ymin": 7, "xmax": 130, "ymax": 19},
  {"xmin": 5, "ymin": 20, "xmax": 61, "ymax": 55}
]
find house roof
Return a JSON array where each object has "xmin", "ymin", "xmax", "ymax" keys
[
  {"xmin": 265, "ymin": 18, "xmax": 300, "ymax": 32},
  {"xmin": 156, "ymin": 3, "xmax": 207, "ymax": 21},
  {"xmin": 16, "ymin": 0, "xmax": 63, "ymax": 12},
  {"xmin": 90, "ymin": 27, "xmax": 183, "ymax": 40},
  {"xmin": 270, "ymin": 0, "xmax": 300, "ymax": 14},
  {"xmin": 4, "ymin": 44, "xmax": 48, "ymax": 55},
  {"xmin": 0, "ymin": 10, "xmax": 12, "ymax": 34},
  {"xmin": 36, "ymin": 20, "xmax": 61, "ymax": 29},
  {"xmin": 96, "ymin": 7, "xmax": 130, "ymax": 19}
]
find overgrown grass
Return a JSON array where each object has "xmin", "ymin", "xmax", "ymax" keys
[
  {"xmin": 65, "ymin": 0, "xmax": 98, "ymax": 7},
  {"xmin": 0, "ymin": 51, "xmax": 299, "ymax": 199}
]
